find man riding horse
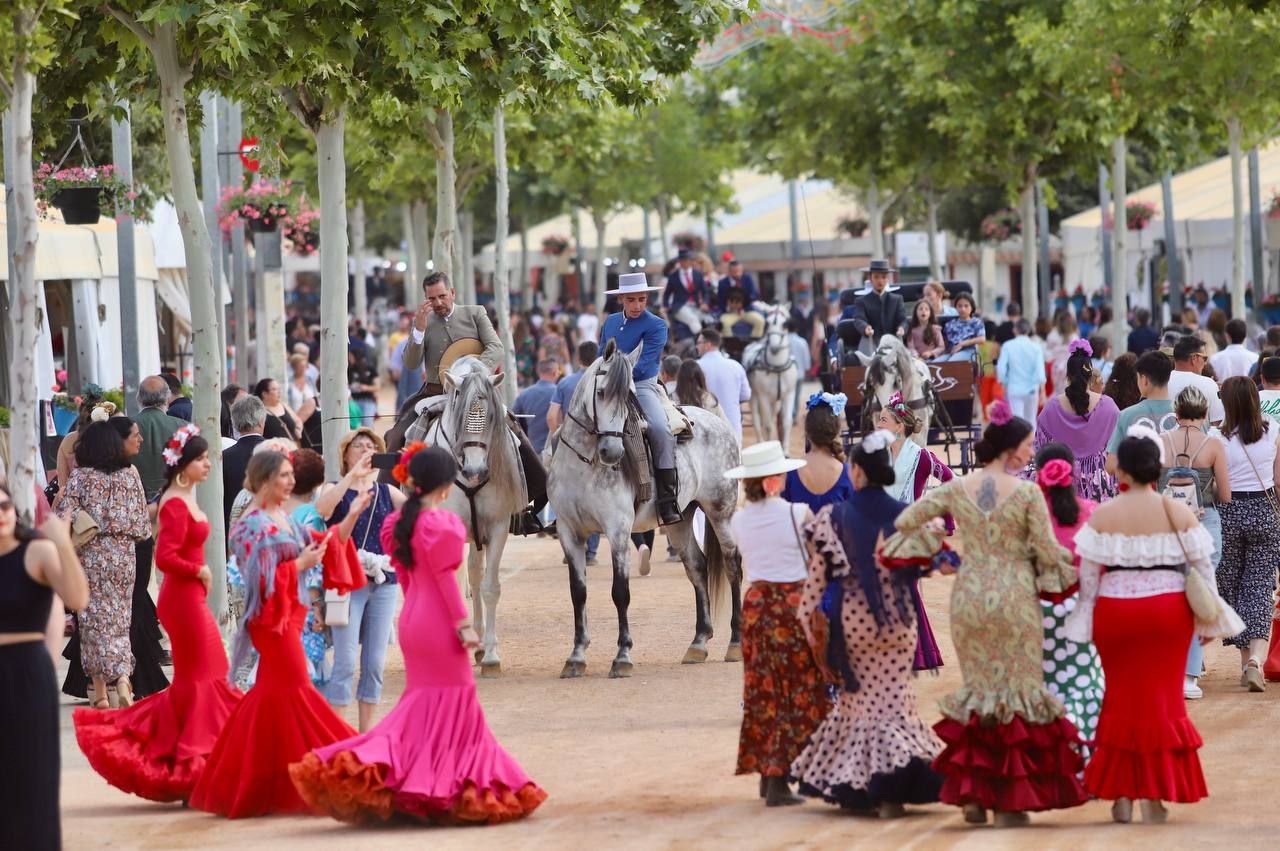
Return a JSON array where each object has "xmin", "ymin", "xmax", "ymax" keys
[
  {"xmin": 383, "ymin": 271, "xmax": 546, "ymax": 533},
  {"xmin": 599, "ymin": 272, "xmax": 682, "ymax": 526}
]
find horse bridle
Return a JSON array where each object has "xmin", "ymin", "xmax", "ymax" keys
[
  {"xmin": 561, "ymin": 373, "xmax": 625, "ymax": 467},
  {"xmin": 434, "ymin": 391, "xmax": 494, "ymax": 548}
]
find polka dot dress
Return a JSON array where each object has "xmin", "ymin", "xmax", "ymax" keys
[{"xmin": 1041, "ymin": 594, "xmax": 1103, "ymax": 752}]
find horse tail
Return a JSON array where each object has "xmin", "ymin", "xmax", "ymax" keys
[{"xmin": 704, "ymin": 515, "xmax": 731, "ymax": 619}]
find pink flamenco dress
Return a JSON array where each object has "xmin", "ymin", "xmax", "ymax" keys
[
  {"xmin": 290, "ymin": 507, "xmax": 547, "ymax": 825},
  {"xmin": 188, "ymin": 509, "xmax": 359, "ymax": 818},
  {"xmin": 73, "ymin": 499, "xmax": 243, "ymax": 802}
]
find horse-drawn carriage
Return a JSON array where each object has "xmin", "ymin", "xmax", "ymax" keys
[{"xmin": 827, "ymin": 280, "xmax": 983, "ymax": 472}]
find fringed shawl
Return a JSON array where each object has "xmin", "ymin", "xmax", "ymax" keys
[{"xmin": 227, "ymin": 507, "xmax": 309, "ymax": 678}]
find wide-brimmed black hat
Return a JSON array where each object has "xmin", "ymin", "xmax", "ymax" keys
[{"xmin": 863, "ymin": 259, "xmax": 896, "ymax": 275}]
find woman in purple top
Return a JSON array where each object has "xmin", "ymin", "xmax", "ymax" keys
[{"xmin": 1021, "ymin": 339, "xmax": 1119, "ymax": 503}]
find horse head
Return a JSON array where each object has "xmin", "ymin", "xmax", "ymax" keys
[
  {"xmin": 574, "ymin": 338, "xmax": 639, "ymax": 467},
  {"xmin": 865, "ymin": 335, "xmax": 915, "ymax": 405},
  {"xmin": 440, "ymin": 356, "xmax": 507, "ymax": 488},
  {"xmin": 764, "ymin": 305, "xmax": 790, "ymax": 358}
]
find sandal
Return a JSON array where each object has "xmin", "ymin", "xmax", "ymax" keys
[
  {"xmin": 92, "ymin": 696, "xmax": 110, "ymax": 710},
  {"xmin": 114, "ymin": 677, "xmax": 134, "ymax": 707},
  {"xmin": 1244, "ymin": 658, "xmax": 1265, "ymax": 693}
]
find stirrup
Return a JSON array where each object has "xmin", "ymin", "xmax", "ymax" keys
[{"xmin": 509, "ymin": 510, "xmax": 545, "ymax": 537}]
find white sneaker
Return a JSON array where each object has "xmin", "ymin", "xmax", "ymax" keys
[
  {"xmin": 1184, "ymin": 677, "xmax": 1203, "ymax": 700},
  {"xmin": 638, "ymin": 544, "xmax": 652, "ymax": 576}
]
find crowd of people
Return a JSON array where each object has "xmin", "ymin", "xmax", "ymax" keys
[{"xmin": 8, "ymin": 257, "xmax": 1280, "ymax": 847}]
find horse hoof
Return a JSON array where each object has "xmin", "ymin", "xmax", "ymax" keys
[
  {"xmin": 682, "ymin": 646, "xmax": 709, "ymax": 664},
  {"xmin": 723, "ymin": 644, "xmax": 743, "ymax": 663},
  {"xmin": 480, "ymin": 661, "xmax": 502, "ymax": 678},
  {"xmin": 559, "ymin": 660, "xmax": 587, "ymax": 679},
  {"xmin": 609, "ymin": 659, "xmax": 634, "ymax": 678},
  {"xmin": 473, "ymin": 648, "xmax": 485, "ymax": 665}
]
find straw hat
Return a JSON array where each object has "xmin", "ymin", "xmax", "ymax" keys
[
  {"xmin": 606, "ymin": 272, "xmax": 661, "ymax": 296},
  {"xmin": 724, "ymin": 440, "xmax": 806, "ymax": 480}
]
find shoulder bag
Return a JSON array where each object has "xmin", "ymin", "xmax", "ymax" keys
[{"xmin": 1161, "ymin": 497, "xmax": 1219, "ymax": 625}]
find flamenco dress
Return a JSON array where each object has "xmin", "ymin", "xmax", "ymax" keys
[
  {"xmin": 290, "ymin": 508, "xmax": 547, "ymax": 824},
  {"xmin": 189, "ymin": 509, "xmax": 358, "ymax": 818},
  {"xmin": 893, "ymin": 480, "xmax": 1089, "ymax": 812},
  {"xmin": 72, "ymin": 499, "xmax": 242, "ymax": 802},
  {"xmin": 1064, "ymin": 524, "xmax": 1243, "ymax": 803}
]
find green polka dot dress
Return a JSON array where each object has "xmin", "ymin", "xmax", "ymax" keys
[{"xmin": 1041, "ymin": 595, "xmax": 1104, "ymax": 754}]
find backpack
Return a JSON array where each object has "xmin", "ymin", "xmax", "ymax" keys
[{"xmin": 1160, "ymin": 432, "xmax": 1204, "ymax": 518}]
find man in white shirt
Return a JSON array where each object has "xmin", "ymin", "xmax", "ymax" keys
[
  {"xmin": 696, "ymin": 327, "xmax": 751, "ymax": 444},
  {"xmin": 1259, "ymin": 356, "xmax": 1280, "ymax": 427},
  {"xmin": 1209, "ymin": 318, "xmax": 1256, "ymax": 380},
  {"xmin": 575, "ymin": 305, "xmax": 600, "ymax": 344},
  {"xmin": 1167, "ymin": 335, "xmax": 1224, "ymax": 425}
]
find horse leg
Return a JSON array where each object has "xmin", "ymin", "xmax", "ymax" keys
[
  {"xmin": 608, "ymin": 529, "xmax": 634, "ymax": 678},
  {"xmin": 478, "ymin": 523, "xmax": 508, "ymax": 678},
  {"xmin": 560, "ymin": 527, "xmax": 590, "ymax": 679},
  {"xmin": 467, "ymin": 544, "xmax": 485, "ymax": 666},
  {"xmin": 665, "ymin": 519, "xmax": 712, "ymax": 663},
  {"xmin": 714, "ymin": 514, "xmax": 744, "ymax": 663}
]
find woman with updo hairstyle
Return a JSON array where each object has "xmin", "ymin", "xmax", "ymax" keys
[
  {"xmin": 791, "ymin": 428, "xmax": 945, "ymax": 817},
  {"xmin": 1030, "ymin": 442, "xmax": 1103, "ymax": 758},
  {"xmin": 723, "ymin": 441, "xmax": 825, "ymax": 807},
  {"xmin": 1063, "ymin": 427, "xmax": 1243, "ymax": 825},
  {"xmin": 1022, "ymin": 338, "xmax": 1119, "ymax": 502},
  {"xmin": 781, "ymin": 392, "xmax": 853, "ymax": 512},
  {"xmin": 291, "ymin": 445, "xmax": 547, "ymax": 825},
  {"xmin": 72, "ymin": 427, "xmax": 247, "ymax": 803},
  {"xmin": 892, "ymin": 399, "xmax": 1086, "ymax": 826}
]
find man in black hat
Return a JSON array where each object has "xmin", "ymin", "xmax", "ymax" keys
[
  {"xmin": 841, "ymin": 259, "xmax": 908, "ymax": 341},
  {"xmin": 662, "ymin": 248, "xmax": 710, "ymax": 314}
]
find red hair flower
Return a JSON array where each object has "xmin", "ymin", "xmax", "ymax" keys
[
  {"xmin": 392, "ymin": 441, "xmax": 427, "ymax": 485},
  {"xmin": 1037, "ymin": 458, "xmax": 1073, "ymax": 490}
]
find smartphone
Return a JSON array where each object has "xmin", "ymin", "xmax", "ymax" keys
[{"xmin": 370, "ymin": 452, "xmax": 401, "ymax": 470}]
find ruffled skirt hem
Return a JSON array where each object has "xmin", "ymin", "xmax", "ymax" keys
[
  {"xmin": 932, "ymin": 713, "xmax": 1088, "ymax": 812},
  {"xmin": 798, "ymin": 757, "xmax": 942, "ymax": 809},
  {"xmin": 1086, "ymin": 716, "xmax": 1207, "ymax": 802},
  {"xmin": 289, "ymin": 751, "xmax": 546, "ymax": 825}
]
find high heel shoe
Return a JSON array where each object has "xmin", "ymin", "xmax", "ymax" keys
[
  {"xmin": 1111, "ymin": 798, "xmax": 1133, "ymax": 823},
  {"xmin": 1139, "ymin": 800, "xmax": 1168, "ymax": 824},
  {"xmin": 1244, "ymin": 659, "xmax": 1265, "ymax": 692},
  {"xmin": 114, "ymin": 677, "xmax": 134, "ymax": 707},
  {"xmin": 879, "ymin": 802, "xmax": 906, "ymax": 819},
  {"xmin": 962, "ymin": 804, "xmax": 988, "ymax": 824}
]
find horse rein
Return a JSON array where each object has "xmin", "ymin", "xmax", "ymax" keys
[
  {"xmin": 561, "ymin": 374, "xmax": 625, "ymax": 467},
  {"xmin": 433, "ymin": 392, "xmax": 495, "ymax": 549}
]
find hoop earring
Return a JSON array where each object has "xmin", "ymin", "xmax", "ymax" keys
[{"xmin": 176, "ymin": 472, "xmax": 191, "ymax": 489}]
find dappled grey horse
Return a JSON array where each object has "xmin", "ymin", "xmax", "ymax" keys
[
  {"xmin": 547, "ymin": 340, "xmax": 743, "ymax": 678},
  {"xmin": 426, "ymin": 356, "xmax": 527, "ymax": 677}
]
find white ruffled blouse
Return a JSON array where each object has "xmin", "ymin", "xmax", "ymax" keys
[{"xmin": 1062, "ymin": 524, "xmax": 1245, "ymax": 643}]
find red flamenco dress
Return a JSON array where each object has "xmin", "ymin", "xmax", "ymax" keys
[
  {"xmin": 189, "ymin": 508, "xmax": 358, "ymax": 818},
  {"xmin": 73, "ymin": 499, "xmax": 243, "ymax": 802},
  {"xmin": 290, "ymin": 508, "xmax": 547, "ymax": 824}
]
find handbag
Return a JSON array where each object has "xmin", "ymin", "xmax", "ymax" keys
[
  {"xmin": 1161, "ymin": 498, "xmax": 1219, "ymax": 625},
  {"xmin": 71, "ymin": 509, "xmax": 100, "ymax": 550},
  {"xmin": 324, "ymin": 588, "xmax": 351, "ymax": 626}
]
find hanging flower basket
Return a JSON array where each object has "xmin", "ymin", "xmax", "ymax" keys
[
  {"xmin": 980, "ymin": 208, "xmax": 1021, "ymax": 243},
  {"xmin": 836, "ymin": 215, "xmax": 869, "ymax": 238},
  {"xmin": 218, "ymin": 179, "xmax": 299, "ymax": 234},
  {"xmin": 34, "ymin": 163, "xmax": 139, "ymax": 224},
  {"xmin": 541, "ymin": 235, "xmax": 569, "ymax": 256},
  {"xmin": 1126, "ymin": 200, "xmax": 1157, "ymax": 231},
  {"xmin": 283, "ymin": 200, "xmax": 319, "ymax": 256}
]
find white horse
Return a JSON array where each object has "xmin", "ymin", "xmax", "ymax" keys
[
  {"xmin": 744, "ymin": 304, "xmax": 799, "ymax": 448},
  {"xmin": 547, "ymin": 340, "xmax": 743, "ymax": 678},
  {"xmin": 856, "ymin": 335, "xmax": 934, "ymax": 447},
  {"xmin": 426, "ymin": 356, "xmax": 528, "ymax": 677}
]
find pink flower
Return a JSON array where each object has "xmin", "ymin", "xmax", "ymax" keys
[
  {"xmin": 1067, "ymin": 338, "xmax": 1093, "ymax": 358},
  {"xmin": 988, "ymin": 399, "xmax": 1013, "ymax": 426},
  {"xmin": 1037, "ymin": 458, "xmax": 1073, "ymax": 489}
]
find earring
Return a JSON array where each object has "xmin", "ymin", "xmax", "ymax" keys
[{"xmin": 176, "ymin": 472, "xmax": 191, "ymax": 489}]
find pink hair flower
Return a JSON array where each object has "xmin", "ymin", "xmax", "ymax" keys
[
  {"xmin": 988, "ymin": 399, "xmax": 1013, "ymax": 426},
  {"xmin": 1037, "ymin": 458, "xmax": 1073, "ymax": 489},
  {"xmin": 1067, "ymin": 338, "xmax": 1093, "ymax": 358}
]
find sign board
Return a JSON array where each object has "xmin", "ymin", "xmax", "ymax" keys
[{"xmin": 895, "ymin": 231, "xmax": 947, "ymax": 269}]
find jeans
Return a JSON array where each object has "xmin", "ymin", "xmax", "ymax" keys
[
  {"xmin": 355, "ymin": 396, "xmax": 377, "ymax": 422},
  {"xmin": 1186, "ymin": 507, "xmax": 1222, "ymax": 678},
  {"xmin": 586, "ymin": 533, "xmax": 599, "ymax": 559},
  {"xmin": 940, "ymin": 348, "xmax": 976, "ymax": 362},
  {"xmin": 324, "ymin": 580, "xmax": 397, "ymax": 705},
  {"xmin": 1006, "ymin": 392, "xmax": 1039, "ymax": 430},
  {"xmin": 635, "ymin": 377, "xmax": 675, "ymax": 468}
]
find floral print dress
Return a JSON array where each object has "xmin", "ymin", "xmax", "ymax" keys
[{"xmin": 58, "ymin": 466, "xmax": 150, "ymax": 682}]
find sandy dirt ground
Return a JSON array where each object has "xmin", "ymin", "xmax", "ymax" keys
[{"xmin": 59, "ymin": 389, "xmax": 1280, "ymax": 850}]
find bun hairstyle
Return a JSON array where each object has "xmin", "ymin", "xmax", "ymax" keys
[
  {"xmin": 851, "ymin": 430, "xmax": 896, "ymax": 489},
  {"xmin": 973, "ymin": 406, "xmax": 1033, "ymax": 466},
  {"xmin": 1064, "ymin": 348, "xmax": 1094, "ymax": 416},
  {"xmin": 161, "ymin": 434, "xmax": 209, "ymax": 493},
  {"xmin": 804, "ymin": 403, "xmax": 846, "ymax": 461},
  {"xmin": 1116, "ymin": 434, "xmax": 1162, "ymax": 485},
  {"xmin": 1034, "ymin": 442, "xmax": 1080, "ymax": 527},
  {"xmin": 393, "ymin": 446, "xmax": 459, "ymax": 572}
]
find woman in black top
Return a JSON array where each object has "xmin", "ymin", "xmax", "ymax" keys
[
  {"xmin": 253, "ymin": 378, "xmax": 302, "ymax": 441},
  {"xmin": 0, "ymin": 486, "xmax": 88, "ymax": 850}
]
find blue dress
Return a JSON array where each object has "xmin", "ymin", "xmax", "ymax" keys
[{"xmin": 782, "ymin": 466, "xmax": 854, "ymax": 513}]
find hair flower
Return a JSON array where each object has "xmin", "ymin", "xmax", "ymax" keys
[
  {"xmin": 393, "ymin": 441, "xmax": 428, "ymax": 485},
  {"xmin": 1067, "ymin": 338, "xmax": 1093, "ymax": 358},
  {"xmin": 886, "ymin": 391, "xmax": 910, "ymax": 418},
  {"xmin": 163, "ymin": 423, "xmax": 200, "ymax": 467},
  {"xmin": 1125, "ymin": 423, "xmax": 1167, "ymax": 464},
  {"xmin": 1037, "ymin": 458, "xmax": 1074, "ymax": 489},
  {"xmin": 988, "ymin": 399, "xmax": 1013, "ymax": 426},
  {"xmin": 860, "ymin": 429, "xmax": 896, "ymax": 454},
  {"xmin": 806, "ymin": 391, "xmax": 848, "ymax": 417}
]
